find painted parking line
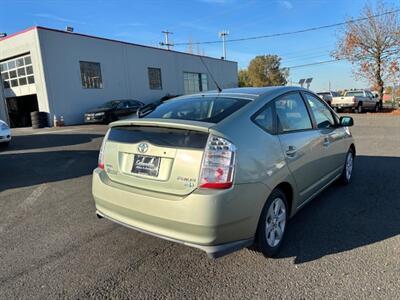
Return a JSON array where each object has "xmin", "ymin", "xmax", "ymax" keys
[{"xmin": 31, "ymin": 129, "xmax": 77, "ymax": 135}]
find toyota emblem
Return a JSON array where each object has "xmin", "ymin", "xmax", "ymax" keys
[{"xmin": 137, "ymin": 143, "xmax": 149, "ymax": 153}]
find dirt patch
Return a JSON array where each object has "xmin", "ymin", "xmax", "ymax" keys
[
  {"xmin": 391, "ymin": 110, "xmax": 400, "ymax": 116},
  {"xmin": 366, "ymin": 108, "xmax": 400, "ymax": 116}
]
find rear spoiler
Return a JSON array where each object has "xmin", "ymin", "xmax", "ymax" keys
[{"xmin": 108, "ymin": 118, "xmax": 215, "ymax": 133}]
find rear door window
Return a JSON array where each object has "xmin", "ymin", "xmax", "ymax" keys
[
  {"xmin": 144, "ymin": 96, "xmax": 250, "ymax": 123},
  {"xmin": 345, "ymin": 91, "xmax": 364, "ymax": 97},
  {"xmin": 274, "ymin": 93, "xmax": 312, "ymax": 133}
]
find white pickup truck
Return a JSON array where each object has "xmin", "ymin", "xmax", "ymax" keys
[{"xmin": 331, "ymin": 90, "xmax": 379, "ymax": 113}]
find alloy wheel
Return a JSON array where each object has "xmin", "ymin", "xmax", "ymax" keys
[
  {"xmin": 265, "ymin": 198, "xmax": 286, "ymax": 247},
  {"xmin": 346, "ymin": 152, "xmax": 353, "ymax": 181}
]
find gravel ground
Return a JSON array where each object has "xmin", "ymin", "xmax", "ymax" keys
[{"xmin": 0, "ymin": 114, "xmax": 399, "ymax": 299}]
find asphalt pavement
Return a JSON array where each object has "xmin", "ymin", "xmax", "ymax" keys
[{"xmin": 0, "ymin": 115, "xmax": 399, "ymax": 299}]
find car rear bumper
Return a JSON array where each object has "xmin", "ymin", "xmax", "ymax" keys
[
  {"xmin": 95, "ymin": 209, "xmax": 253, "ymax": 258},
  {"xmin": 331, "ymin": 103, "xmax": 356, "ymax": 109},
  {"xmin": 92, "ymin": 168, "xmax": 270, "ymax": 257}
]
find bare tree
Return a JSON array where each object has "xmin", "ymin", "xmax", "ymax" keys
[{"xmin": 333, "ymin": 2, "xmax": 400, "ymax": 107}]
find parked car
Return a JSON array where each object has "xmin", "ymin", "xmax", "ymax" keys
[
  {"xmin": 84, "ymin": 100, "xmax": 144, "ymax": 124},
  {"xmin": 316, "ymin": 91, "xmax": 340, "ymax": 107},
  {"xmin": 92, "ymin": 87, "xmax": 355, "ymax": 258},
  {"xmin": 331, "ymin": 90, "xmax": 379, "ymax": 113},
  {"xmin": 0, "ymin": 119, "xmax": 11, "ymax": 147}
]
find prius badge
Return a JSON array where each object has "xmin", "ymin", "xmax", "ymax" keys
[{"xmin": 138, "ymin": 142, "xmax": 149, "ymax": 153}]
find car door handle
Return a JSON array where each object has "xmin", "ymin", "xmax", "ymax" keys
[{"xmin": 285, "ymin": 146, "xmax": 297, "ymax": 157}]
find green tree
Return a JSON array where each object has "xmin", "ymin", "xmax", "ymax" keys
[
  {"xmin": 247, "ymin": 55, "xmax": 288, "ymax": 87},
  {"xmin": 238, "ymin": 69, "xmax": 250, "ymax": 87}
]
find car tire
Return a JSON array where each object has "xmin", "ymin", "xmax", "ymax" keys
[
  {"xmin": 106, "ymin": 114, "xmax": 117, "ymax": 124},
  {"xmin": 355, "ymin": 103, "xmax": 363, "ymax": 113},
  {"xmin": 255, "ymin": 188, "xmax": 288, "ymax": 258},
  {"xmin": 340, "ymin": 148, "xmax": 355, "ymax": 185}
]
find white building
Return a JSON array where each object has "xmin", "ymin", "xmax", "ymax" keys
[{"xmin": 0, "ymin": 26, "xmax": 238, "ymax": 127}]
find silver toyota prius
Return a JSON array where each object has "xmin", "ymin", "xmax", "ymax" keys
[{"xmin": 93, "ymin": 86, "xmax": 355, "ymax": 258}]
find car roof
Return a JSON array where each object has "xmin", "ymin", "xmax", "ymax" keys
[{"xmin": 186, "ymin": 86, "xmax": 308, "ymax": 101}]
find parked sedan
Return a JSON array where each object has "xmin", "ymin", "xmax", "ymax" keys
[
  {"xmin": 84, "ymin": 100, "xmax": 144, "ymax": 124},
  {"xmin": 92, "ymin": 87, "xmax": 355, "ymax": 258},
  {"xmin": 0, "ymin": 119, "xmax": 11, "ymax": 147}
]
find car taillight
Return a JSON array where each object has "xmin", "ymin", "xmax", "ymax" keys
[
  {"xmin": 98, "ymin": 129, "xmax": 110, "ymax": 169},
  {"xmin": 199, "ymin": 135, "xmax": 236, "ymax": 189}
]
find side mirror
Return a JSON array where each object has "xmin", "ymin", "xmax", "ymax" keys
[{"xmin": 340, "ymin": 116, "xmax": 354, "ymax": 127}]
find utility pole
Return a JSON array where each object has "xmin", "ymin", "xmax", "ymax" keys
[
  {"xmin": 219, "ymin": 30, "xmax": 229, "ymax": 59},
  {"xmin": 159, "ymin": 30, "xmax": 174, "ymax": 50}
]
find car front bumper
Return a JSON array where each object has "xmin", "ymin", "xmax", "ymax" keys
[
  {"xmin": 0, "ymin": 129, "xmax": 11, "ymax": 143},
  {"xmin": 92, "ymin": 168, "xmax": 270, "ymax": 257},
  {"xmin": 84, "ymin": 115, "xmax": 107, "ymax": 123}
]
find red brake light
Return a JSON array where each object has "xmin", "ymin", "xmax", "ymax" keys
[
  {"xmin": 98, "ymin": 129, "xmax": 110, "ymax": 169},
  {"xmin": 200, "ymin": 182, "xmax": 233, "ymax": 189},
  {"xmin": 199, "ymin": 135, "xmax": 236, "ymax": 189}
]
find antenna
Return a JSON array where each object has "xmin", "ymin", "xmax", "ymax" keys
[
  {"xmin": 199, "ymin": 56, "xmax": 222, "ymax": 92},
  {"xmin": 159, "ymin": 30, "xmax": 174, "ymax": 50}
]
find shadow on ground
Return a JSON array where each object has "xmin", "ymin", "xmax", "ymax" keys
[
  {"xmin": 2, "ymin": 133, "xmax": 103, "ymax": 151},
  {"xmin": 0, "ymin": 149, "xmax": 98, "ymax": 191},
  {"xmin": 273, "ymin": 155, "xmax": 400, "ymax": 264}
]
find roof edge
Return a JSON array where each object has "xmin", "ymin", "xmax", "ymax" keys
[
  {"xmin": 0, "ymin": 25, "xmax": 237, "ymax": 64},
  {"xmin": 0, "ymin": 26, "xmax": 37, "ymax": 42}
]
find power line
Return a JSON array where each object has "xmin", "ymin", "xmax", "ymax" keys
[
  {"xmin": 285, "ymin": 48, "xmax": 400, "ymax": 69},
  {"xmin": 174, "ymin": 9, "xmax": 400, "ymax": 46},
  {"xmin": 283, "ymin": 52, "xmax": 332, "ymax": 62},
  {"xmin": 285, "ymin": 59, "xmax": 342, "ymax": 69}
]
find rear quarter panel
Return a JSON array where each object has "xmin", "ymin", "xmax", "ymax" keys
[{"xmin": 212, "ymin": 98, "xmax": 299, "ymax": 217}]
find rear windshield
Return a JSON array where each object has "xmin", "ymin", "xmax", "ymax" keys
[
  {"xmin": 143, "ymin": 96, "xmax": 251, "ymax": 123},
  {"xmin": 108, "ymin": 126, "xmax": 208, "ymax": 149},
  {"xmin": 345, "ymin": 91, "xmax": 364, "ymax": 97}
]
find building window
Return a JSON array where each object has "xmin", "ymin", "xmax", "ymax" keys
[
  {"xmin": 0, "ymin": 54, "xmax": 34, "ymax": 89},
  {"xmin": 183, "ymin": 72, "xmax": 208, "ymax": 94},
  {"xmin": 148, "ymin": 67, "xmax": 162, "ymax": 90},
  {"xmin": 80, "ymin": 61, "xmax": 103, "ymax": 89}
]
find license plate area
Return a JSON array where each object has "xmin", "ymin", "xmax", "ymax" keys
[{"xmin": 131, "ymin": 154, "xmax": 161, "ymax": 177}]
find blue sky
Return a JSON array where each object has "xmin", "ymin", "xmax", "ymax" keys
[{"xmin": 1, "ymin": 0, "xmax": 398, "ymax": 91}]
